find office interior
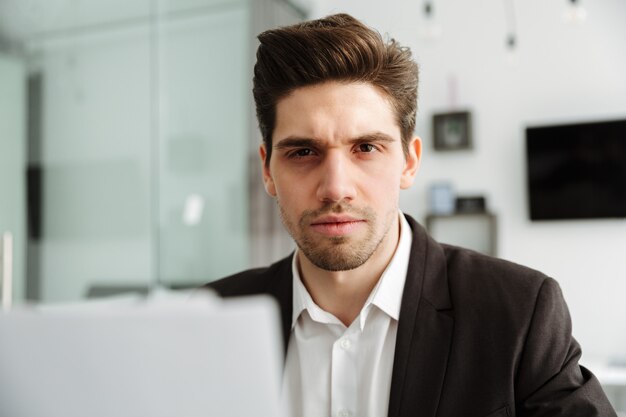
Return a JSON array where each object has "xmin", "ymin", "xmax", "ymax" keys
[{"xmin": 0, "ymin": 0, "xmax": 625, "ymax": 412}]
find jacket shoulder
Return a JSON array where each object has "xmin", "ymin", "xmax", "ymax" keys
[
  {"xmin": 438, "ymin": 243, "xmax": 558, "ymax": 337},
  {"xmin": 203, "ymin": 255, "xmax": 293, "ymax": 298},
  {"xmin": 441, "ymin": 243, "xmax": 549, "ymax": 297}
]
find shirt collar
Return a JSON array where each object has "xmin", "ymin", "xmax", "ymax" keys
[
  {"xmin": 366, "ymin": 211, "xmax": 412, "ymax": 322},
  {"xmin": 290, "ymin": 211, "xmax": 413, "ymax": 330}
]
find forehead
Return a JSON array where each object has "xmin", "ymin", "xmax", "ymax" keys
[{"xmin": 273, "ymin": 81, "xmax": 401, "ymax": 145}]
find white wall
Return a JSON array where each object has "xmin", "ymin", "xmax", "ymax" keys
[{"xmin": 309, "ymin": 0, "xmax": 626, "ymax": 360}]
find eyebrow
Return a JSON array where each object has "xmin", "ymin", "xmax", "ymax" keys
[{"xmin": 273, "ymin": 132, "xmax": 396, "ymax": 149}]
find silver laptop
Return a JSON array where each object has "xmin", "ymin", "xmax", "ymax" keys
[{"xmin": 0, "ymin": 292, "xmax": 284, "ymax": 417}]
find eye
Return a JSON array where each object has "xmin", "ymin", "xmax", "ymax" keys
[
  {"xmin": 289, "ymin": 148, "xmax": 315, "ymax": 158},
  {"xmin": 356, "ymin": 143, "xmax": 377, "ymax": 153}
]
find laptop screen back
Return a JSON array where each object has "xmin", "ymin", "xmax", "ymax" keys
[{"xmin": 0, "ymin": 294, "xmax": 284, "ymax": 417}]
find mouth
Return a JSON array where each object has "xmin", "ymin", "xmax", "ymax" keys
[{"xmin": 310, "ymin": 215, "xmax": 366, "ymax": 237}]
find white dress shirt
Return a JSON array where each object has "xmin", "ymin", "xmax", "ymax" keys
[{"xmin": 282, "ymin": 213, "xmax": 413, "ymax": 417}]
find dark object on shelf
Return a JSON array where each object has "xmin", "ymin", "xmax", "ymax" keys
[
  {"xmin": 433, "ymin": 111, "xmax": 473, "ymax": 150},
  {"xmin": 455, "ymin": 196, "xmax": 486, "ymax": 213},
  {"xmin": 526, "ymin": 118, "xmax": 626, "ymax": 220},
  {"xmin": 86, "ymin": 282, "xmax": 201, "ymax": 299},
  {"xmin": 26, "ymin": 165, "xmax": 43, "ymax": 240}
]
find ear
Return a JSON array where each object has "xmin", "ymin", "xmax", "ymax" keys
[
  {"xmin": 259, "ymin": 144, "xmax": 277, "ymax": 197},
  {"xmin": 400, "ymin": 136, "xmax": 422, "ymax": 189}
]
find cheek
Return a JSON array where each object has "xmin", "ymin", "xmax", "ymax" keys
[
  {"xmin": 274, "ymin": 181, "xmax": 307, "ymax": 215},
  {"xmin": 362, "ymin": 178, "xmax": 403, "ymax": 217},
  {"xmin": 359, "ymin": 165, "xmax": 403, "ymax": 194},
  {"xmin": 274, "ymin": 168, "xmax": 314, "ymax": 196}
]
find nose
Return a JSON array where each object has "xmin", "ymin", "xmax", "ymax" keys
[{"xmin": 316, "ymin": 151, "xmax": 357, "ymax": 203}]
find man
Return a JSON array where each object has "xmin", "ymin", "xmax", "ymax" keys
[{"xmin": 205, "ymin": 13, "xmax": 616, "ymax": 417}]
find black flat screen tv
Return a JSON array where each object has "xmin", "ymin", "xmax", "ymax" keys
[{"xmin": 526, "ymin": 118, "xmax": 626, "ymax": 220}]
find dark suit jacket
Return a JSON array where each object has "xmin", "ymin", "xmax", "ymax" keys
[{"xmin": 205, "ymin": 214, "xmax": 616, "ymax": 417}]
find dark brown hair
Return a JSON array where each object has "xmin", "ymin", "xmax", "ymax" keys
[{"xmin": 253, "ymin": 13, "xmax": 419, "ymax": 165}]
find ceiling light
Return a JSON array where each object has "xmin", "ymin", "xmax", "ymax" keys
[
  {"xmin": 564, "ymin": 0, "xmax": 587, "ymax": 23},
  {"xmin": 420, "ymin": 1, "xmax": 442, "ymax": 39}
]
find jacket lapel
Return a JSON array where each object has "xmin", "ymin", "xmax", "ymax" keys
[
  {"xmin": 388, "ymin": 215, "xmax": 454, "ymax": 417},
  {"xmin": 264, "ymin": 253, "xmax": 294, "ymax": 354}
]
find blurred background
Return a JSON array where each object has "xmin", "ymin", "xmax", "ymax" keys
[{"xmin": 0, "ymin": 0, "xmax": 625, "ymax": 409}]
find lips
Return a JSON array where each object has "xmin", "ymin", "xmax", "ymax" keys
[{"xmin": 310, "ymin": 215, "xmax": 366, "ymax": 237}]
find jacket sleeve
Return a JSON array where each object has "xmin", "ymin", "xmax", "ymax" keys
[{"xmin": 514, "ymin": 277, "xmax": 617, "ymax": 416}]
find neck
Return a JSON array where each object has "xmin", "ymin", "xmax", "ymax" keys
[{"xmin": 298, "ymin": 214, "xmax": 401, "ymax": 326}]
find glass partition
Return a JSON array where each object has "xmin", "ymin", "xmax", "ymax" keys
[
  {"xmin": 0, "ymin": 0, "xmax": 279, "ymax": 303},
  {"xmin": 157, "ymin": 0, "xmax": 250, "ymax": 287},
  {"xmin": 25, "ymin": 13, "xmax": 154, "ymax": 302},
  {"xmin": 0, "ymin": 53, "xmax": 26, "ymax": 304}
]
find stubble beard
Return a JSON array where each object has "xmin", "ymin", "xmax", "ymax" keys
[{"xmin": 278, "ymin": 201, "xmax": 395, "ymax": 272}]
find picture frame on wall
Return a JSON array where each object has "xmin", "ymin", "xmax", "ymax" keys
[{"xmin": 433, "ymin": 111, "xmax": 473, "ymax": 151}]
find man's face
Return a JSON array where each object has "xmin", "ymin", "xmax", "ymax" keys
[{"xmin": 260, "ymin": 81, "xmax": 421, "ymax": 271}]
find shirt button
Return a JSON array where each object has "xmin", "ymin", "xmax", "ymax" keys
[
  {"xmin": 338, "ymin": 410, "xmax": 352, "ymax": 417},
  {"xmin": 339, "ymin": 338, "xmax": 351, "ymax": 350}
]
